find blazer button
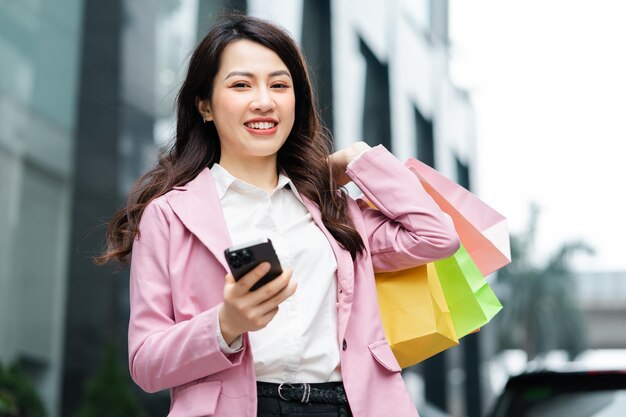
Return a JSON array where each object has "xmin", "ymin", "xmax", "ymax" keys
[{"xmin": 342, "ymin": 339, "xmax": 347, "ymax": 351}]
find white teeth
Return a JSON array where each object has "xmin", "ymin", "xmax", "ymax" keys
[{"xmin": 245, "ymin": 121, "xmax": 276, "ymax": 130}]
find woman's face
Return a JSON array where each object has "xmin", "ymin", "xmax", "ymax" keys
[{"xmin": 201, "ymin": 39, "xmax": 296, "ymax": 168}]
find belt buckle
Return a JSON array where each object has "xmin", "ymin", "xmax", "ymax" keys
[
  {"xmin": 277, "ymin": 383, "xmax": 289, "ymax": 401},
  {"xmin": 277, "ymin": 383, "xmax": 311, "ymax": 404}
]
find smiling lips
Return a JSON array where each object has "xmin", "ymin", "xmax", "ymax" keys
[{"xmin": 244, "ymin": 119, "xmax": 279, "ymax": 135}]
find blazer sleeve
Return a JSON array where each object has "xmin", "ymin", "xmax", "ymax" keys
[
  {"xmin": 346, "ymin": 145, "xmax": 460, "ymax": 272},
  {"xmin": 128, "ymin": 199, "xmax": 244, "ymax": 393}
]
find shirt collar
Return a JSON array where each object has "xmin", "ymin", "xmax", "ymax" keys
[{"xmin": 210, "ymin": 163, "xmax": 304, "ymax": 203}]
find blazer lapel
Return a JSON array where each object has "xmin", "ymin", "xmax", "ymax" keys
[
  {"xmin": 166, "ymin": 167, "xmax": 232, "ymax": 272},
  {"xmin": 302, "ymin": 196, "xmax": 356, "ymax": 344},
  {"xmin": 301, "ymin": 197, "xmax": 355, "ymax": 296}
]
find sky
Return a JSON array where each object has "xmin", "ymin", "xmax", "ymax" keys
[{"xmin": 448, "ymin": 0, "xmax": 626, "ymax": 272}]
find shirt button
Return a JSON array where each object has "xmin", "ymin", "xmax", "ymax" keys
[{"xmin": 342, "ymin": 339, "xmax": 347, "ymax": 351}]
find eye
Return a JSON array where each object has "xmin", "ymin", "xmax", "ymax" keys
[
  {"xmin": 271, "ymin": 82, "xmax": 290, "ymax": 89},
  {"xmin": 231, "ymin": 82, "xmax": 250, "ymax": 88}
]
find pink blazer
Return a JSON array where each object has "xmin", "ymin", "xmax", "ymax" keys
[{"xmin": 128, "ymin": 145, "xmax": 459, "ymax": 417}]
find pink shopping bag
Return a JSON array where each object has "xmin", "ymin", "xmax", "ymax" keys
[{"xmin": 406, "ymin": 159, "xmax": 511, "ymax": 276}]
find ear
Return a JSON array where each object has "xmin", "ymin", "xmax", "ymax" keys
[{"xmin": 195, "ymin": 96, "xmax": 213, "ymax": 122}]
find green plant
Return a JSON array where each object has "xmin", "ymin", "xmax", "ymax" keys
[
  {"xmin": 496, "ymin": 203, "xmax": 594, "ymax": 361},
  {"xmin": 74, "ymin": 344, "xmax": 145, "ymax": 417},
  {"xmin": 0, "ymin": 362, "xmax": 45, "ymax": 417}
]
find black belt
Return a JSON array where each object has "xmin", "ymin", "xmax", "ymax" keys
[{"xmin": 257, "ymin": 381, "xmax": 351, "ymax": 416}]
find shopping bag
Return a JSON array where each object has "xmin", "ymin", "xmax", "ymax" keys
[
  {"xmin": 375, "ymin": 263, "xmax": 459, "ymax": 368},
  {"xmin": 406, "ymin": 158, "xmax": 511, "ymax": 276},
  {"xmin": 434, "ymin": 245, "xmax": 503, "ymax": 338}
]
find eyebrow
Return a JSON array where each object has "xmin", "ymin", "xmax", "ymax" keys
[{"xmin": 223, "ymin": 70, "xmax": 291, "ymax": 80}]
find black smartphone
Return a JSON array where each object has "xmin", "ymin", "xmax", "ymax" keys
[{"xmin": 224, "ymin": 238, "xmax": 283, "ymax": 291}]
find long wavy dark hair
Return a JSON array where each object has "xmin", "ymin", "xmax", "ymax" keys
[{"xmin": 96, "ymin": 14, "xmax": 365, "ymax": 265}]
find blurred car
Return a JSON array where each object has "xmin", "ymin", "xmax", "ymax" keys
[{"xmin": 487, "ymin": 370, "xmax": 626, "ymax": 417}]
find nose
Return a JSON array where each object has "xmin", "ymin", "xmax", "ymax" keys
[{"xmin": 250, "ymin": 87, "xmax": 275, "ymax": 112}]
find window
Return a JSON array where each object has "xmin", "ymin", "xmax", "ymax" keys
[
  {"xmin": 360, "ymin": 37, "xmax": 391, "ymax": 151},
  {"xmin": 414, "ymin": 105, "xmax": 434, "ymax": 167}
]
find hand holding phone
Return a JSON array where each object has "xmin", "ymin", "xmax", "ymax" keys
[
  {"xmin": 220, "ymin": 239, "xmax": 294, "ymax": 343},
  {"xmin": 224, "ymin": 238, "xmax": 283, "ymax": 291}
]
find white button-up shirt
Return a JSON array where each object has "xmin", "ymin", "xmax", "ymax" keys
[{"xmin": 211, "ymin": 163, "xmax": 342, "ymax": 383}]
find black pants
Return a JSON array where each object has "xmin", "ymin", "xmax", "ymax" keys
[{"xmin": 256, "ymin": 382, "xmax": 353, "ymax": 417}]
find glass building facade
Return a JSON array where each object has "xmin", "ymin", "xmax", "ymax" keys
[
  {"xmin": 0, "ymin": 0, "xmax": 84, "ymax": 415},
  {"xmin": 0, "ymin": 2, "xmax": 246, "ymax": 415}
]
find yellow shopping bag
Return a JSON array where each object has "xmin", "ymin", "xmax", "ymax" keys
[{"xmin": 375, "ymin": 263, "xmax": 459, "ymax": 368}]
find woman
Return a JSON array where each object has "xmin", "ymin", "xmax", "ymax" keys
[{"xmin": 98, "ymin": 14, "xmax": 459, "ymax": 417}]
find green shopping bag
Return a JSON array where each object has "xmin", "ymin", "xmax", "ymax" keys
[{"xmin": 434, "ymin": 245, "xmax": 503, "ymax": 338}]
